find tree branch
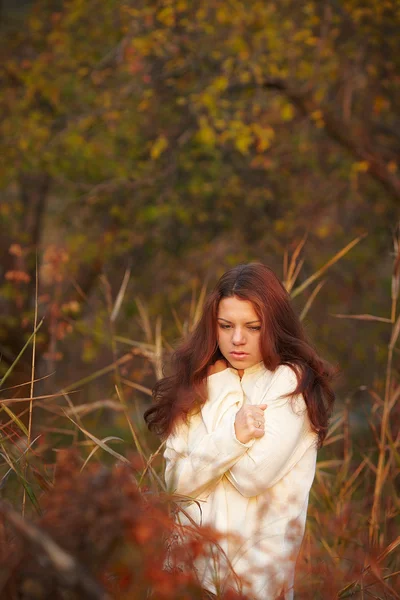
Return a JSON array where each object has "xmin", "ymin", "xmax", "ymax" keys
[
  {"xmin": 0, "ymin": 500, "xmax": 111, "ymax": 600},
  {"xmin": 229, "ymin": 78, "xmax": 400, "ymax": 202}
]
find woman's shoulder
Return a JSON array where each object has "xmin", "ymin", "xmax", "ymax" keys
[
  {"xmin": 261, "ymin": 363, "xmax": 307, "ymax": 412},
  {"xmin": 270, "ymin": 363, "xmax": 299, "ymax": 390}
]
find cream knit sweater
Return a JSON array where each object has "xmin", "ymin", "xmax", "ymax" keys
[{"xmin": 164, "ymin": 362, "xmax": 318, "ymax": 599}]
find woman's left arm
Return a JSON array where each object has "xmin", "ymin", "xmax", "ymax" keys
[{"xmin": 226, "ymin": 365, "xmax": 317, "ymax": 497}]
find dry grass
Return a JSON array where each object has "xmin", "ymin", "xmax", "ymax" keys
[{"xmin": 0, "ymin": 236, "xmax": 399, "ymax": 599}]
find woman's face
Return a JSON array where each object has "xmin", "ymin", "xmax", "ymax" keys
[{"xmin": 217, "ymin": 296, "xmax": 263, "ymax": 372}]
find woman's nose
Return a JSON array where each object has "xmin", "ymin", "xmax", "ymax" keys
[{"xmin": 232, "ymin": 328, "xmax": 246, "ymax": 344}]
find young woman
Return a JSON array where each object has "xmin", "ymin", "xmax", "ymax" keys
[{"xmin": 144, "ymin": 263, "xmax": 336, "ymax": 600}]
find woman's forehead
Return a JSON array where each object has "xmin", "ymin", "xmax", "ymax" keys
[{"xmin": 217, "ymin": 297, "xmax": 260, "ymax": 321}]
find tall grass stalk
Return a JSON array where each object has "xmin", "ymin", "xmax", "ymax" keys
[
  {"xmin": 23, "ymin": 254, "xmax": 39, "ymax": 516},
  {"xmin": 1, "ymin": 236, "xmax": 399, "ymax": 597},
  {"xmin": 369, "ymin": 311, "xmax": 400, "ymax": 545}
]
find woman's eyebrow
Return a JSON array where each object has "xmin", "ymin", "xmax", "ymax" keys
[{"xmin": 217, "ymin": 318, "xmax": 261, "ymax": 324}]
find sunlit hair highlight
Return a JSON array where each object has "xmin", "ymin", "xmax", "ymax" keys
[{"xmin": 144, "ymin": 263, "xmax": 337, "ymax": 448}]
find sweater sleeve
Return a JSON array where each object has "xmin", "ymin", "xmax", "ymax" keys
[
  {"xmin": 226, "ymin": 365, "xmax": 317, "ymax": 498},
  {"xmin": 164, "ymin": 370, "xmax": 254, "ymax": 500}
]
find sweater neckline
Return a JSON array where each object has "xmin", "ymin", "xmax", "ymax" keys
[{"xmin": 228, "ymin": 360, "xmax": 267, "ymax": 378}]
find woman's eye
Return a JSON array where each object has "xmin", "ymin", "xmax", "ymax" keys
[{"xmin": 219, "ymin": 324, "xmax": 260, "ymax": 331}]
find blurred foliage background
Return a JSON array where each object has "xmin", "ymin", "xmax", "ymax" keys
[
  {"xmin": 1, "ymin": 0, "xmax": 399, "ymax": 397},
  {"xmin": 0, "ymin": 1, "xmax": 399, "ymax": 597}
]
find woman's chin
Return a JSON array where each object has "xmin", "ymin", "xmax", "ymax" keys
[{"xmin": 228, "ymin": 355, "xmax": 253, "ymax": 367}]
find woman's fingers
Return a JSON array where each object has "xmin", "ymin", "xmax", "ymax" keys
[
  {"xmin": 234, "ymin": 403, "xmax": 268, "ymax": 443},
  {"xmin": 252, "ymin": 406, "xmax": 267, "ymax": 421},
  {"xmin": 253, "ymin": 417, "xmax": 265, "ymax": 431},
  {"xmin": 251, "ymin": 404, "xmax": 267, "ymax": 435}
]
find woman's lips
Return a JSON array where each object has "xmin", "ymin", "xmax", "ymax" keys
[{"xmin": 230, "ymin": 351, "xmax": 249, "ymax": 359}]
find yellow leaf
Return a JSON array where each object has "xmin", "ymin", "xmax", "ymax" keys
[
  {"xmin": 196, "ymin": 116, "xmax": 216, "ymax": 147},
  {"xmin": 234, "ymin": 128, "xmax": 253, "ymax": 154},
  {"xmin": 316, "ymin": 224, "xmax": 331, "ymax": 239},
  {"xmin": 176, "ymin": 0, "xmax": 187, "ymax": 11},
  {"xmin": 281, "ymin": 104, "xmax": 294, "ymax": 121},
  {"xmin": 216, "ymin": 7, "xmax": 229, "ymax": 23},
  {"xmin": 373, "ymin": 95, "xmax": 388, "ymax": 114},
  {"xmin": 239, "ymin": 71, "xmax": 251, "ymax": 83},
  {"xmin": 157, "ymin": 7, "xmax": 175, "ymax": 26},
  {"xmin": 213, "ymin": 76, "xmax": 228, "ymax": 92},
  {"xmin": 252, "ymin": 124, "xmax": 275, "ymax": 152},
  {"xmin": 352, "ymin": 161, "xmax": 369, "ymax": 173},
  {"xmin": 306, "ymin": 36, "xmax": 318, "ymax": 46},
  {"xmin": 150, "ymin": 135, "xmax": 169, "ymax": 160},
  {"xmin": 311, "ymin": 109, "xmax": 323, "ymax": 121}
]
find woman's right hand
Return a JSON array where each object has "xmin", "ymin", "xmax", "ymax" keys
[{"xmin": 234, "ymin": 403, "xmax": 268, "ymax": 444}]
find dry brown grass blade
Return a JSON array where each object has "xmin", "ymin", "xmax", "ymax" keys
[
  {"xmin": 284, "ymin": 232, "xmax": 308, "ymax": 291},
  {"xmin": 161, "ymin": 335, "xmax": 174, "ymax": 353},
  {"xmin": 370, "ymin": 311, "xmax": 400, "ymax": 543},
  {"xmin": 0, "ymin": 435, "xmax": 42, "ymax": 491},
  {"xmin": 321, "ymin": 434, "xmax": 344, "ymax": 446},
  {"xmin": 291, "ymin": 234, "xmax": 366, "ymax": 299},
  {"xmin": 391, "ymin": 229, "xmax": 400, "ymax": 322},
  {"xmin": 0, "ymin": 317, "xmax": 44, "ymax": 390},
  {"xmin": 389, "ymin": 312, "xmax": 400, "ymax": 349},
  {"xmin": 61, "ymin": 352, "xmax": 135, "ymax": 394},
  {"xmin": 332, "ymin": 313, "xmax": 392, "ymax": 323},
  {"xmin": 27, "ymin": 252, "xmax": 39, "ymax": 448},
  {"xmin": 137, "ymin": 439, "xmax": 167, "ymax": 488},
  {"xmin": 113, "ymin": 385, "xmax": 153, "ymax": 479},
  {"xmin": 368, "ymin": 388, "xmax": 384, "ymax": 408},
  {"xmin": 361, "ymin": 452, "xmax": 378, "ymax": 475},
  {"xmin": 63, "ymin": 400, "xmax": 125, "ymax": 417},
  {"xmin": 283, "ymin": 248, "xmax": 288, "ymax": 281},
  {"xmin": 339, "ymin": 458, "xmax": 367, "ymax": 499},
  {"xmin": 0, "ymin": 407, "xmax": 31, "ymax": 441},
  {"xmin": 387, "ymin": 383, "xmax": 400, "ymax": 413},
  {"xmin": 120, "ymin": 378, "xmax": 152, "ymax": 396},
  {"xmin": 286, "ymin": 258, "xmax": 304, "ymax": 294},
  {"xmin": 192, "ymin": 279, "xmax": 209, "ymax": 329},
  {"xmin": 0, "ymin": 404, "xmax": 29, "ymax": 436},
  {"xmin": 316, "ymin": 459, "xmax": 343, "ymax": 470},
  {"xmin": 0, "ymin": 371, "xmax": 56, "ymax": 394},
  {"xmin": 325, "ymin": 412, "xmax": 345, "ymax": 439},
  {"xmin": 110, "ymin": 267, "xmax": 131, "ymax": 322},
  {"xmin": 300, "ymin": 279, "xmax": 326, "ymax": 321},
  {"xmin": 135, "ymin": 296, "xmax": 153, "ymax": 344},
  {"xmin": 60, "ymin": 391, "xmax": 86, "ymax": 446},
  {"xmin": 338, "ymin": 536, "xmax": 400, "ymax": 599},
  {"xmin": 154, "ymin": 314, "xmax": 163, "ymax": 379},
  {"xmin": 312, "ymin": 471, "xmax": 336, "ymax": 511},
  {"xmin": 62, "ymin": 411, "xmax": 129, "ymax": 464},
  {"xmin": 113, "ymin": 336, "xmax": 155, "ymax": 350},
  {"xmin": 171, "ymin": 306, "xmax": 184, "ymax": 334},
  {"xmin": 80, "ymin": 436, "xmax": 124, "ymax": 471},
  {"xmin": 188, "ymin": 280, "xmax": 197, "ymax": 326},
  {"xmin": 378, "ymin": 535, "xmax": 400, "ymax": 562},
  {"xmin": 0, "ymin": 391, "xmax": 79, "ymax": 405}
]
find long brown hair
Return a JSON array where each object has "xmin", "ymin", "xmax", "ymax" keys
[{"xmin": 144, "ymin": 263, "xmax": 337, "ymax": 448}]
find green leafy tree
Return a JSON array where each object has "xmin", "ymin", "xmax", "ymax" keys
[{"xmin": 0, "ymin": 0, "xmax": 399, "ymax": 391}]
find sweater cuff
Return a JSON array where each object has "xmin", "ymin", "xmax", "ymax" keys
[{"xmin": 209, "ymin": 411, "xmax": 255, "ymax": 460}]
